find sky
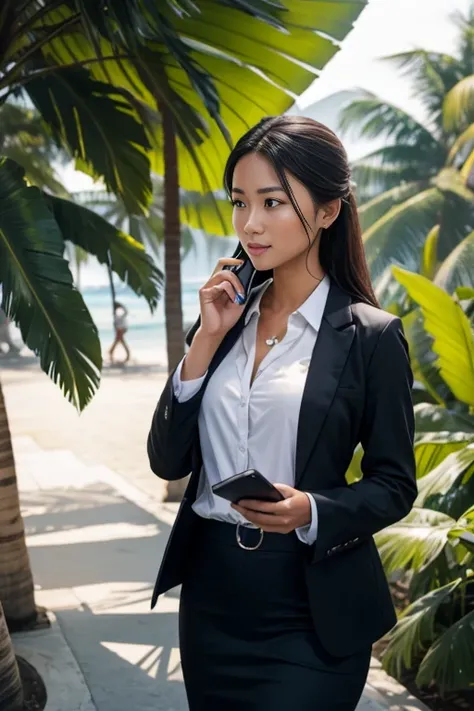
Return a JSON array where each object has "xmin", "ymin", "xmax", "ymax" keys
[
  {"xmin": 297, "ymin": 0, "xmax": 471, "ymax": 122},
  {"xmin": 65, "ymin": 0, "xmax": 471, "ymax": 285}
]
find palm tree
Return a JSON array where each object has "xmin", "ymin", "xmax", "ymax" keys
[{"xmin": 335, "ymin": 4, "xmax": 474, "ymax": 305}]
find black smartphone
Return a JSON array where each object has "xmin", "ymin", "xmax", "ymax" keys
[
  {"xmin": 212, "ymin": 469, "xmax": 284, "ymax": 504},
  {"xmin": 222, "ymin": 256, "xmax": 257, "ymax": 304}
]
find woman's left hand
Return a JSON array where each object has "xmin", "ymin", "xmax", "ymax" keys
[{"xmin": 231, "ymin": 483, "xmax": 311, "ymax": 533}]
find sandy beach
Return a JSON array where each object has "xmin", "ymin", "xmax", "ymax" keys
[{"xmin": 2, "ymin": 353, "xmax": 170, "ymax": 501}]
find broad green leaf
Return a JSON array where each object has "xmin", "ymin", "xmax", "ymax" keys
[
  {"xmin": 416, "ymin": 609, "xmax": 474, "ymax": 692},
  {"xmin": 456, "ymin": 286, "xmax": 474, "ymax": 300},
  {"xmin": 40, "ymin": 2, "xmax": 367, "ymax": 196},
  {"xmin": 414, "ymin": 402, "xmax": 474, "ymax": 435},
  {"xmin": 443, "ymin": 74, "xmax": 474, "ymax": 132},
  {"xmin": 392, "ymin": 266, "xmax": 474, "ymax": 405},
  {"xmin": 382, "ymin": 579, "xmax": 462, "ymax": 680},
  {"xmin": 435, "ymin": 230, "xmax": 474, "ymax": 294},
  {"xmin": 0, "ymin": 157, "xmax": 101, "ymax": 411},
  {"xmin": 345, "ymin": 444, "xmax": 363, "ymax": 484},
  {"xmin": 25, "ymin": 68, "xmax": 152, "ymax": 215},
  {"xmin": 375, "ymin": 507, "xmax": 455, "ymax": 575},
  {"xmin": 421, "ymin": 224, "xmax": 439, "ymax": 279},
  {"xmin": 48, "ymin": 196, "xmax": 162, "ymax": 311},
  {"xmin": 180, "ymin": 191, "xmax": 233, "ymax": 236},
  {"xmin": 415, "ymin": 444, "xmax": 474, "ymax": 506},
  {"xmin": 415, "ymin": 437, "xmax": 472, "ymax": 479},
  {"xmin": 402, "ymin": 308, "xmax": 453, "ymax": 407},
  {"xmin": 364, "ymin": 189, "xmax": 443, "ymax": 284}
]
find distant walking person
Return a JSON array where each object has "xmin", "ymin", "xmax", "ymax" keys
[
  {"xmin": 0, "ymin": 308, "xmax": 21, "ymax": 355},
  {"xmin": 109, "ymin": 302, "xmax": 130, "ymax": 364}
]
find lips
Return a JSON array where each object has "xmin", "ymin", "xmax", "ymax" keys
[{"xmin": 247, "ymin": 243, "xmax": 270, "ymax": 255}]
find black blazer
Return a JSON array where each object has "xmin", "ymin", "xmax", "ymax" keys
[{"xmin": 147, "ymin": 267, "xmax": 417, "ymax": 658}]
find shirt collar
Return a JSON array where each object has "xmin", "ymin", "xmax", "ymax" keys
[{"xmin": 244, "ymin": 275, "xmax": 330, "ymax": 332}]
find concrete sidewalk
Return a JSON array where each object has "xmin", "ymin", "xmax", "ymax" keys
[{"xmin": 12, "ymin": 435, "xmax": 428, "ymax": 711}]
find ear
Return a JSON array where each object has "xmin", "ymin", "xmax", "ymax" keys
[{"xmin": 319, "ymin": 198, "xmax": 341, "ymax": 229}]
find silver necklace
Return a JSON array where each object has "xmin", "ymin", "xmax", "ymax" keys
[{"xmin": 265, "ymin": 336, "xmax": 279, "ymax": 347}]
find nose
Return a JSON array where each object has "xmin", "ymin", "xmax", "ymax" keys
[{"xmin": 244, "ymin": 211, "xmax": 264, "ymax": 236}]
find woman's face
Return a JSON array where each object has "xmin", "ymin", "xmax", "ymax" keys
[{"xmin": 231, "ymin": 152, "xmax": 334, "ymax": 271}]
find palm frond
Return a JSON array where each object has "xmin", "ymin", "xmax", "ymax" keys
[
  {"xmin": 0, "ymin": 157, "xmax": 101, "ymax": 411},
  {"xmin": 444, "ymin": 75, "xmax": 474, "ymax": 132},
  {"xmin": 364, "ymin": 188, "xmax": 443, "ymax": 283},
  {"xmin": 358, "ymin": 182, "xmax": 424, "ymax": 232},
  {"xmin": 48, "ymin": 196, "xmax": 163, "ymax": 310}
]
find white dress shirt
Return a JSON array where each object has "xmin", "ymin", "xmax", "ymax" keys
[{"xmin": 172, "ymin": 276, "xmax": 331, "ymax": 545}]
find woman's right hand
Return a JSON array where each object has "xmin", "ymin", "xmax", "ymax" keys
[{"xmin": 198, "ymin": 258, "xmax": 247, "ymax": 339}]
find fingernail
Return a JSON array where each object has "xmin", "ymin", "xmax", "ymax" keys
[{"xmin": 235, "ymin": 293, "xmax": 246, "ymax": 305}]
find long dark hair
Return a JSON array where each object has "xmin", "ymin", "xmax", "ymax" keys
[{"xmin": 223, "ymin": 115, "xmax": 378, "ymax": 307}]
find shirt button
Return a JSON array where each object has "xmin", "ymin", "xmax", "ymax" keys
[
  {"xmin": 239, "ymin": 444, "xmax": 245, "ymax": 453},
  {"xmin": 240, "ymin": 397, "xmax": 246, "ymax": 407}
]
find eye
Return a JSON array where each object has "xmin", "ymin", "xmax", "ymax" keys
[
  {"xmin": 265, "ymin": 198, "xmax": 281, "ymax": 208},
  {"xmin": 231, "ymin": 199, "xmax": 245, "ymax": 208}
]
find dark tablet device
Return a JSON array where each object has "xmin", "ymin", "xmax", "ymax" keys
[{"xmin": 212, "ymin": 469, "xmax": 284, "ymax": 504}]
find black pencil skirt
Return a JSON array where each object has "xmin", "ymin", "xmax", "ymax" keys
[{"xmin": 179, "ymin": 516, "xmax": 371, "ymax": 711}]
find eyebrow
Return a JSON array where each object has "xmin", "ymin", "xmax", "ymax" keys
[{"xmin": 231, "ymin": 186, "xmax": 286, "ymax": 195}]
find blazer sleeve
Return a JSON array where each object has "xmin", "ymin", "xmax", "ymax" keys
[
  {"xmin": 307, "ymin": 317, "xmax": 417, "ymax": 564},
  {"xmin": 147, "ymin": 365, "xmax": 206, "ymax": 481}
]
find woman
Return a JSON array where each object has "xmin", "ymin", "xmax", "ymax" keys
[
  {"xmin": 147, "ymin": 116, "xmax": 416, "ymax": 710},
  {"xmin": 109, "ymin": 301, "xmax": 131, "ymax": 364}
]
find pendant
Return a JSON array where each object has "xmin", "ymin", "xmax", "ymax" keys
[{"xmin": 265, "ymin": 336, "xmax": 279, "ymax": 347}]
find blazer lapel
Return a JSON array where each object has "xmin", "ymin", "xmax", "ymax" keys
[{"xmin": 295, "ymin": 282, "xmax": 355, "ymax": 487}]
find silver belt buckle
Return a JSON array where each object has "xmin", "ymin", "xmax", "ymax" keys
[{"xmin": 236, "ymin": 523, "xmax": 264, "ymax": 550}]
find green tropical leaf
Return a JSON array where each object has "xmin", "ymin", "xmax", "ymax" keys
[
  {"xmin": 415, "ymin": 436, "xmax": 472, "ymax": 479},
  {"xmin": 435, "ymin": 230, "xmax": 474, "ymax": 294},
  {"xmin": 375, "ymin": 508, "xmax": 455, "ymax": 575},
  {"xmin": 460, "ymin": 146, "xmax": 474, "ymax": 187},
  {"xmin": 416, "ymin": 608, "xmax": 474, "ymax": 692},
  {"xmin": 444, "ymin": 75, "xmax": 474, "ymax": 132},
  {"xmin": 392, "ymin": 266, "xmax": 474, "ymax": 405},
  {"xmin": 402, "ymin": 308, "xmax": 453, "ymax": 407},
  {"xmin": 421, "ymin": 224, "xmax": 439, "ymax": 279},
  {"xmin": 338, "ymin": 90, "xmax": 438, "ymax": 146},
  {"xmin": 382, "ymin": 579, "xmax": 463, "ymax": 679},
  {"xmin": 0, "ymin": 157, "xmax": 101, "ymax": 411},
  {"xmin": 447, "ymin": 122, "xmax": 474, "ymax": 165},
  {"xmin": 345, "ymin": 444, "xmax": 363, "ymax": 484},
  {"xmin": 433, "ymin": 166, "xmax": 474, "ymax": 202},
  {"xmin": 25, "ymin": 68, "xmax": 153, "ymax": 214},
  {"xmin": 364, "ymin": 188, "xmax": 443, "ymax": 283},
  {"xmin": 48, "ymin": 196, "xmax": 162, "ymax": 310},
  {"xmin": 180, "ymin": 190, "xmax": 233, "ymax": 236},
  {"xmin": 414, "ymin": 402, "xmax": 474, "ymax": 435},
  {"xmin": 415, "ymin": 445, "xmax": 474, "ymax": 506},
  {"xmin": 384, "ymin": 49, "xmax": 463, "ymax": 122}
]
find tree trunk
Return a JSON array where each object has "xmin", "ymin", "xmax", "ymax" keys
[
  {"xmin": 0, "ymin": 601, "xmax": 23, "ymax": 711},
  {"xmin": 0, "ymin": 380, "xmax": 36, "ymax": 627},
  {"xmin": 162, "ymin": 105, "xmax": 188, "ymax": 502}
]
